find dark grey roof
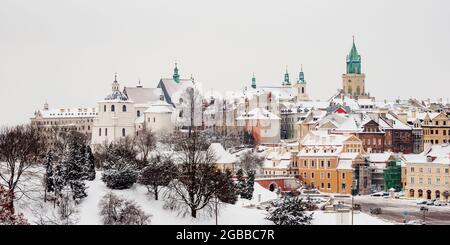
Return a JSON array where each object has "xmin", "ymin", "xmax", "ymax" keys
[
  {"xmin": 123, "ymin": 87, "xmax": 163, "ymax": 104},
  {"xmin": 104, "ymin": 91, "xmax": 128, "ymax": 101}
]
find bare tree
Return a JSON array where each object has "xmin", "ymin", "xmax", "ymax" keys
[
  {"xmin": 165, "ymin": 131, "xmax": 226, "ymax": 218},
  {"xmin": 0, "ymin": 125, "xmax": 46, "ymax": 209},
  {"xmin": 238, "ymin": 150, "xmax": 264, "ymax": 173},
  {"xmin": 99, "ymin": 192, "xmax": 150, "ymax": 225},
  {"xmin": 134, "ymin": 127, "xmax": 156, "ymax": 165},
  {"xmin": 138, "ymin": 153, "xmax": 177, "ymax": 200}
]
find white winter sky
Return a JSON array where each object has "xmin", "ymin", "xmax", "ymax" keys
[{"xmin": 1, "ymin": 0, "xmax": 450, "ymax": 126}]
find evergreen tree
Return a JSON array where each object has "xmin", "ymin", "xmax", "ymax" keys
[
  {"xmin": 242, "ymin": 170, "xmax": 255, "ymax": 200},
  {"xmin": 65, "ymin": 141, "xmax": 87, "ymax": 201},
  {"xmin": 266, "ymin": 197, "xmax": 313, "ymax": 225},
  {"xmin": 217, "ymin": 169, "xmax": 238, "ymax": 204},
  {"xmin": 85, "ymin": 145, "xmax": 96, "ymax": 181},
  {"xmin": 236, "ymin": 168, "xmax": 246, "ymax": 198},
  {"xmin": 53, "ymin": 162, "xmax": 66, "ymax": 207},
  {"xmin": 44, "ymin": 151, "xmax": 55, "ymax": 198}
]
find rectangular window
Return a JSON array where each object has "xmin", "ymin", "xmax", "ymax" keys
[
  {"xmin": 311, "ymin": 161, "xmax": 315, "ymax": 168},
  {"xmin": 327, "ymin": 183, "xmax": 331, "ymax": 189},
  {"xmin": 327, "ymin": 173, "xmax": 331, "ymax": 179},
  {"xmin": 311, "ymin": 173, "xmax": 315, "ymax": 179},
  {"xmin": 327, "ymin": 161, "xmax": 331, "ymax": 168},
  {"xmin": 321, "ymin": 161, "xmax": 324, "ymax": 168},
  {"xmin": 410, "ymin": 167, "xmax": 414, "ymax": 173},
  {"xmin": 419, "ymin": 178, "xmax": 423, "ymax": 185},
  {"xmin": 428, "ymin": 178, "xmax": 432, "ymax": 184},
  {"xmin": 436, "ymin": 178, "xmax": 440, "ymax": 184},
  {"xmin": 428, "ymin": 168, "xmax": 431, "ymax": 173},
  {"xmin": 304, "ymin": 160, "xmax": 307, "ymax": 168},
  {"xmin": 320, "ymin": 173, "xmax": 324, "ymax": 179},
  {"xmin": 342, "ymin": 173, "xmax": 345, "ymax": 179},
  {"xmin": 411, "ymin": 177, "xmax": 414, "ymax": 184},
  {"xmin": 437, "ymin": 168, "xmax": 440, "ymax": 174},
  {"xmin": 446, "ymin": 177, "xmax": 449, "ymax": 185}
]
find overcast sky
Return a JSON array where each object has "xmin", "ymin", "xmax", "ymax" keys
[{"xmin": 1, "ymin": 0, "xmax": 450, "ymax": 126}]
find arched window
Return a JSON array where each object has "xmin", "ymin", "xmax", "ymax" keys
[
  {"xmin": 301, "ymin": 87, "xmax": 305, "ymax": 94},
  {"xmin": 103, "ymin": 105, "xmax": 106, "ymax": 112},
  {"xmin": 111, "ymin": 105, "xmax": 115, "ymax": 112},
  {"xmin": 99, "ymin": 128, "xmax": 101, "ymax": 136},
  {"xmin": 137, "ymin": 110, "xmax": 141, "ymax": 117},
  {"xmin": 105, "ymin": 128, "xmax": 108, "ymax": 136},
  {"xmin": 122, "ymin": 128, "xmax": 126, "ymax": 137},
  {"xmin": 122, "ymin": 105, "xmax": 127, "ymax": 112}
]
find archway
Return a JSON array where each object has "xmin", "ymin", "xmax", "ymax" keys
[
  {"xmin": 426, "ymin": 190, "xmax": 432, "ymax": 200},
  {"xmin": 435, "ymin": 190, "xmax": 441, "ymax": 199},
  {"xmin": 409, "ymin": 189, "xmax": 415, "ymax": 198},
  {"xmin": 269, "ymin": 182, "xmax": 277, "ymax": 192},
  {"xmin": 418, "ymin": 189, "xmax": 423, "ymax": 198}
]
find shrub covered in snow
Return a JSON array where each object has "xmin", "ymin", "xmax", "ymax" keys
[
  {"xmin": 0, "ymin": 186, "xmax": 29, "ymax": 225},
  {"xmin": 266, "ymin": 197, "xmax": 313, "ymax": 225},
  {"xmin": 102, "ymin": 169, "xmax": 138, "ymax": 190},
  {"xmin": 99, "ymin": 192, "xmax": 150, "ymax": 225}
]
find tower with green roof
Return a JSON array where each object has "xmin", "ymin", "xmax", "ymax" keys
[
  {"xmin": 251, "ymin": 73, "xmax": 256, "ymax": 89},
  {"xmin": 342, "ymin": 36, "xmax": 367, "ymax": 99},
  {"xmin": 283, "ymin": 67, "xmax": 291, "ymax": 86},
  {"xmin": 173, "ymin": 62, "xmax": 180, "ymax": 83},
  {"xmin": 294, "ymin": 65, "xmax": 309, "ymax": 101}
]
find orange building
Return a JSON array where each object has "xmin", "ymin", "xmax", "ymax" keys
[{"xmin": 295, "ymin": 131, "xmax": 364, "ymax": 194}]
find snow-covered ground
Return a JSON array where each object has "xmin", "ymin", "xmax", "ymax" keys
[
  {"xmin": 78, "ymin": 177, "xmax": 272, "ymax": 225},
  {"xmin": 12, "ymin": 169, "xmax": 391, "ymax": 225}
]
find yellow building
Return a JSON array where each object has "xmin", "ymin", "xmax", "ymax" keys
[
  {"xmin": 404, "ymin": 144, "xmax": 450, "ymax": 201},
  {"xmin": 295, "ymin": 131, "xmax": 364, "ymax": 194},
  {"xmin": 422, "ymin": 112, "xmax": 450, "ymax": 145}
]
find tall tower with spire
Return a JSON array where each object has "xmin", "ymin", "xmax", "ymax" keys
[
  {"xmin": 294, "ymin": 65, "xmax": 309, "ymax": 101},
  {"xmin": 283, "ymin": 67, "xmax": 291, "ymax": 86},
  {"xmin": 251, "ymin": 73, "xmax": 256, "ymax": 89},
  {"xmin": 173, "ymin": 62, "xmax": 180, "ymax": 83},
  {"xmin": 342, "ymin": 36, "xmax": 367, "ymax": 99}
]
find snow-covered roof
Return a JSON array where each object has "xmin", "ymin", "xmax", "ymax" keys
[
  {"xmin": 144, "ymin": 100, "xmax": 174, "ymax": 114},
  {"xmin": 236, "ymin": 108, "xmax": 280, "ymax": 120},
  {"xmin": 368, "ymin": 152, "xmax": 393, "ymax": 163},
  {"xmin": 405, "ymin": 144, "xmax": 450, "ymax": 165},
  {"xmin": 208, "ymin": 143, "xmax": 237, "ymax": 164},
  {"xmin": 337, "ymin": 160, "xmax": 353, "ymax": 170},
  {"xmin": 124, "ymin": 86, "xmax": 164, "ymax": 104},
  {"xmin": 339, "ymin": 152, "xmax": 359, "ymax": 160},
  {"xmin": 34, "ymin": 107, "xmax": 98, "ymax": 118}
]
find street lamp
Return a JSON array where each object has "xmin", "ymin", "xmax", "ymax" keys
[{"xmin": 420, "ymin": 206, "xmax": 428, "ymax": 225}]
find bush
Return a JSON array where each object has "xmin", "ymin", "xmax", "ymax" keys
[
  {"xmin": 266, "ymin": 197, "xmax": 313, "ymax": 225},
  {"xmin": 99, "ymin": 192, "xmax": 150, "ymax": 225},
  {"xmin": 101, "ymin": 169, "xmax": 138, "ymax": 190}
]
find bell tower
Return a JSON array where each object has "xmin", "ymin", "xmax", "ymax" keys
[{"xmin": 342, "ymin": 36, "xmax": 367, "ymax": 99}]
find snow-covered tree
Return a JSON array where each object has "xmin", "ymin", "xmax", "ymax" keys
[
  {"xmin": 85, "ymin": 145, "xmax": 96, "ymax": 181},
  {"xmin": 236, "ymin": 168, "xmax": 246, "ymax": 198},
  {"xmin": 99, "ymin": 192, "xmax": 150, "ymax": 225},
  {"xmin": 64, "ymin": 141, "xmax": 87, "ymax": 201},
  {"xmin": 217, "ymin": 169, "xmax": 238, "ymax": 204},
  {"xmin": 164, "ymin": 131, "xmax": 228, "ymax": 218},
  {"xmin": 134, "ymin": 127, "xmax": 156, "ymax": 166},
  {"xmin": 241, "ymin": 170, "xmax": 255, "ymax": 200},
  {"xmin": 139, "ymin": 154, "xmax": 177, "ymax": 200},
  {"xmin": 266, "ymin": 197, "xmax": 313, "ymax": 225},
  {"xmin": 44, "ymin": 150, "xmax": 55, "ymax": 201}
]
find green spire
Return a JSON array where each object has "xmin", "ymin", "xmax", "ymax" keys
[
  {"xmin": 346, "ymin": 36, "xmax": 361, "ymax": 74},
  {"xmin": 173, "ymin": 61, "xmax": 180, "ymax": 83},
  {"xmin": 284, "ymin": 66, "xmax": 290, "ymax": 85},
  {"xmin": 251, "ymin": 73, "xmax": 256, "ymax": 89},
  {"xmin": 298, "ymin": 65, "xmax": 305, "ymax": 83}
]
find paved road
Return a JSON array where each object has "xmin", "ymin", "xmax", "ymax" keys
[{"xmin": 335, "ymin": 196, "xmax": 450, "ymax": 225}]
